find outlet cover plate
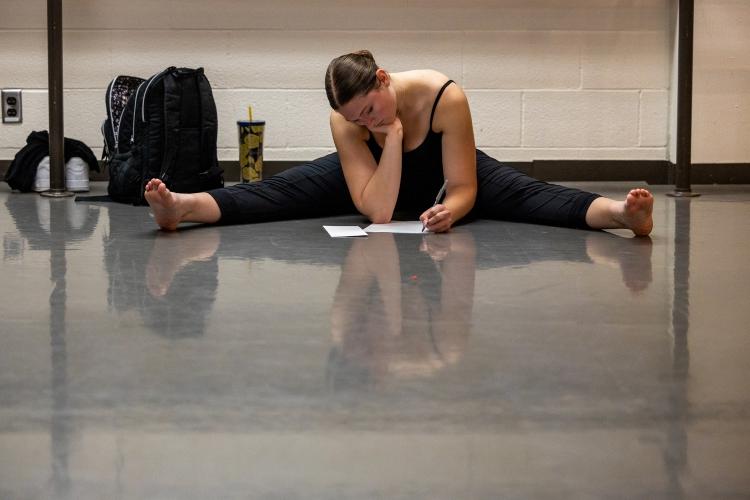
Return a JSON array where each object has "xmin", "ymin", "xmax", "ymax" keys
[{"xmin": 2, "ymin": 89, "xmax": 22, "ymax": 124}]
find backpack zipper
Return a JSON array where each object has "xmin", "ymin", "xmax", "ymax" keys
[
  {"xmin": 106, "ymin": 77, "xmax": 118, "ymax": 153},
  {"xmin": 130, "ymin": 81, "xmax": 146, "ymax": 144},
  {"xmin": 100, "ymin": 120, "xmax": 110, "ymax": 161},
  {"xmin": 140, "ymin": 67, "xmax": 172, "ymax": 123},
  {"xmin": 159, "ymin": 165, "xmax": 171, "ymax": 182}
]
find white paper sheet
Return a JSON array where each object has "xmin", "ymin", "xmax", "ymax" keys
[
  {"xmin": 363, "ymin": 221, "xmax": 425, "ymax": 234},
  {"xmin": 323, "ymin": 225, "xmax": 368, "ymax": 238}
]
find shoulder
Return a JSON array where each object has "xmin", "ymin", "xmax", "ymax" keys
[
  {"xmin": 407, "ymin": 69, "xmax": 468, "ymax": 111},
  {"xmin": 404, "ymin": 70, "xmax": 458, "ymax": 96},
  {"xmin": 400, "ymin": 70, "xmax": 468, "ymax": 120},
  {"xmin": 431, "ymin": 80, "xmax": 471, "ymax": 134},
  {"xmin": 405, "ymin": 69, "xmax": 451, "ymax": 85},
  {"xmin": 438, "ymin": 79, "xmax": 468, "ymax": 106}
]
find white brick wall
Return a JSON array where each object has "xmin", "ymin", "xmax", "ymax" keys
[
  {"xmin": 1, "ymin": 0, "xmax": 744, "ymax": 165},
  {"xmin": 693, "ymin": 0, "xmax": 750, "ymax": 163}
]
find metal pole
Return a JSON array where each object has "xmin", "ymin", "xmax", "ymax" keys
[
  {"xmin": 42, "ymin": 0, "xmax": 73, "ymax": 198},
  {"xmin": 668, "ymin": 0, "xmax": 700, "ymax": 197}
]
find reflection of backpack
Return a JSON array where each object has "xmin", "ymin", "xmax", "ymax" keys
[{"xmin": 102, "ymin": 67, "xmax": 224, "ymax": 204}]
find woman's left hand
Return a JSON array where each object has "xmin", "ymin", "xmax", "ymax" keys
[{"xmin": 420, "ymin": 204, "xmax": 453, "ymax": 233}]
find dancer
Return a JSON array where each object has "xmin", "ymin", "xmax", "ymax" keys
[{"xmin": 145, "ymin": 50, "xmax": 653, "ymax": 236}]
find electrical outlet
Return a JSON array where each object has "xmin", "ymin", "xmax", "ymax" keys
[{"xmin": 2, "ymin": 89, "xmax": 22, "ymax": 123}]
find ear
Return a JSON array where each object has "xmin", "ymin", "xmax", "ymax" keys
[{"xmin": 376, "ymin": 68, "xmax": 390, "ymax": 86}]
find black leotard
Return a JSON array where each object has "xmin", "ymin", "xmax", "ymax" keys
[{"xmin": 365, "ymin": 80, "xmax": 455, "ymax": 214}]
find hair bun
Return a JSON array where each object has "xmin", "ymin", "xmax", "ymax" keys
[{"xmin": 353, "ymin": 49, "xmax": 374, "ymax": 60}]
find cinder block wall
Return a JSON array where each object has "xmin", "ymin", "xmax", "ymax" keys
[
  {"xmin": 693, "ymin": 0, "xmax": 750, "ymax": 163},
  {"xmin": 0, "ymin": 0, "xmax": 746, "ymax": 165}
]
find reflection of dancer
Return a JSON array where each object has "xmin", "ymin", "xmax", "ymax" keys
[
  {"xmin": 466, "ymin": 221, "xmax": 653, "ymax": 294},
  {"xmin": 327, "ymin": 232, "xmax": 475, "ymax": 391},
  {"xmin": 585, "ymin": 232, "xmax": 653, "ymax": 293},
  {"xmin": 104, "ymin": 212, "xmax": 219, "ymax": 338},
  {"xmin": 144, "ymin": 50, "xmax": 653, "ymax": 237},
  {"xmin": 145, "ymin": 228, "xmax": 221, "ymax": 297}
]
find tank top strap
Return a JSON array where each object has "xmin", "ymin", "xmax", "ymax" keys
[{"xmin": 429, "ymin": 80, "xmax": 455, "ymax": 131}]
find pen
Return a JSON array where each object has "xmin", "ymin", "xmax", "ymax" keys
[{"xmin": 422, "ymin": 180, "xmax": 448, "ymax": 232}]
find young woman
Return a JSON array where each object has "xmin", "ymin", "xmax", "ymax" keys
[{"xmin": 144, "ymin": 50, "xmax": 653, "ymax": 236}]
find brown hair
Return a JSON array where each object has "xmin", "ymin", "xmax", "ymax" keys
[{"xmin": 325, "ymin": 50, "xmax": 380, "ymax": 110}]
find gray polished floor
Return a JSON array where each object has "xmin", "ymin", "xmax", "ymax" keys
[{"xmin": 1, "ymin": 182, "xmax": 749, "ymax": 499}]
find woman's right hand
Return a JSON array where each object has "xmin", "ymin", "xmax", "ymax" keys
[{"xmin": 368, "ymin": 116, "xmax": 403, "ymax": 139}]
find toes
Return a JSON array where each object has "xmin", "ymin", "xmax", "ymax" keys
[{"xmin": 628, "ymin": 188, "xmax": 652, "ymax": 201}]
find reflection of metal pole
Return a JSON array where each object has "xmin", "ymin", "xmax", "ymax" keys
[
  {"xmin": 50, "ymin": 205, "xmax": 71, "ymax": 500},
  {"xmin": 42, "ymin": 0, "xmax": 73, "ymax": 198},
  {"xmin": 664, "ymin": 199, "xmax": 691, "ymax": 498},
  {"xmin": 668, "ymin": 0, "xmax": 700, "ymax": 198},
  {"xmin": 671, "ymin": 201, "xmax": 691, "ymax": 386}
]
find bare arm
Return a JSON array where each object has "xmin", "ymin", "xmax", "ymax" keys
[
  {"xmin": 330, "ymin": 234, "xmax": 403, "ymax": 346},
  {"xmin": 421, "ymin": 84, "xmax": 477, "ymax": 232},
  {"xmin": 419, "ymin": 231, "xmax": 476, "ymax": 364},
  {"xmin": 330, "ymin": 112, "xmax": 404, "ymax": 223}
]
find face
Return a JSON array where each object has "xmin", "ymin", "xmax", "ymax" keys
[{"xmin": 338, "ymin": 71, "xmax": 397, "ymax": 129}]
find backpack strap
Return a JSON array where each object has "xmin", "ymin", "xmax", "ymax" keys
[
  {"xmin": 160, "ymin": 70, "xmax": 182, "ymax": 183},
  {"xmin": 196, "ymin": 70, "xmax": 221, "ymax": 179}
]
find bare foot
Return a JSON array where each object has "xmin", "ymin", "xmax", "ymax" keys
[
  {"xmin": 616, "ymin": 188, "xmax": 654, "ymax": 236},
  {"xmin": 144, "ymin": 179, "xmax": 186, "ymax": 231}
]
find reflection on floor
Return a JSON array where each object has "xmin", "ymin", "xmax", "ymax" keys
[{"xmin": 1, "ymin": 182, "xmax": 749, "ymax": 499}]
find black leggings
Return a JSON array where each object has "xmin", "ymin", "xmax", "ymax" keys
[{"xmin": 208, "ymin": 150, "xmax": 600, "ymax": 229}]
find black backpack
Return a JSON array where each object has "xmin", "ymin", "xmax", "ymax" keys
[{"xmin": 102, "ymin": 67, "xmax": 224, "ymax": 204}]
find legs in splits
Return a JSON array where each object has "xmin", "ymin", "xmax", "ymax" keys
[
  {"xmin": 145, "ymin": 149, "xmax": 654, "ymax": 236},
  {"xmin": 144, "ymin": 153, "xmax": 355, "ymax": 230},
  {"xmin": 474, "ymin": 151, "xmax": 653, "ymax": 236}
]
